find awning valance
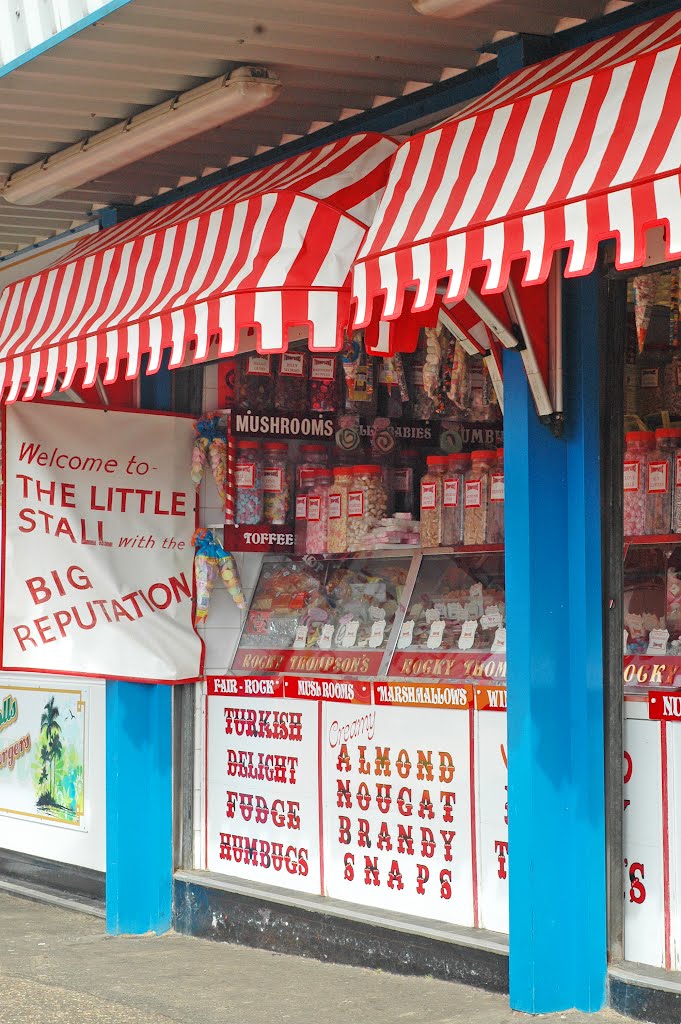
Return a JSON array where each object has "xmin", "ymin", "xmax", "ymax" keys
[
  {"xmin": 0, "ymin": 133, "xmax": 398, "ymax": 402},
  {"xmin": 352, "ymin": 10, "xmax": 681, "ymax": 325}
]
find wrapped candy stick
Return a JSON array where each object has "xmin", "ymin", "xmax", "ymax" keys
[
  {"xmin": 219, "ymin": 552, "xmax": 246, "ymax": 610},
  {"xmin": 192, "ymin": 528, "xmax": 245, "ymax": 623},
  {"xmin": 634, "ymin": 273, "xmax": 658, "ymax": 352},
  {"xmin": 208, "ymin": 436, "xmax": 228, "ymax": 505},
  {"xmin": 191, "ymin": 435, "xmax": 210, "ymax": 486}
]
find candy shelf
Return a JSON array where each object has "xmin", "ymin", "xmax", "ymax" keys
[{"xmin": 625, "ymin": 535, "xmax": 681, "ymax": 546}]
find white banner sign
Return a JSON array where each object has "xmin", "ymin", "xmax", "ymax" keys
[
  {"xmin": 205, "ymin": 692, "xmax": 321, "ymax": 893},
  {"xmin": 321, "ymin": 703, "xmax": 474, "ymax": 926},
  {"xmin": 2, "ymin": 403, "xmax": 202, "ymax": 682}
]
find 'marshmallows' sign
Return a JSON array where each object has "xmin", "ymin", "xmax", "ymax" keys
[{"xmin": 2, "ymin": 402, "xmax": 202, "ymax": 682}]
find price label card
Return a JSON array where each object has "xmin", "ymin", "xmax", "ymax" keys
[
  {"xmin": 470, "ymin": 582, "xmax": 483, "ymax": 599},
  {"xmin": 434, "ymin": 603, "xmax": 448, "ymax": 619},
  {"xmin": 338, "ymin": 620, "xmax": 359, "ymax": 648},
  {"xmin": 425, "ymin": 608, "xmax": 442, "ymax": 622},
  {"xmin": 369, "ymin": 605, "xmax": 386, "ymax": 620},
  {"xmin": 458, "ymin": 619, "xmax": 478, "ymax": 651},
  {"xmin": 318, "ymin": 623, "xmax": 334, "ymax": 649},
  {"xmin": 447, "ymin": 601, "xmax": 466, "ymax": 621},
  {"xmin": 480, "ymin": 610, "xmax": 503, "ymax": 629},
  {"xmin": 368, "ymin": 619, "xmax": 387, "ymax": 648},
  {"xmin": 397, "ymin": 619, "xmax": 415, "ymax": 650},
  {"xmin": 293, "ymin": 624, "xmax": 309, "ymax": 650},
  {"xmin": 491, "ymin": 627, "xmax": 506, "ymax": 653},
  {"xmin": 647, "ymin": 628, "xmax": 669, "ymax": 656},
  {"xmin": 427, "ymin": 620, "xmax": 446, "ymax": 649}
]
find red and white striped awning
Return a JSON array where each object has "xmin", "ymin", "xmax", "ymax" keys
[
  {"xmin": 352, "ymin": 10, "xmax": 681, "ymax": 326},
  {"xmin": 0, "ymin": 133, "xmax": 398, "ymax": 402}
]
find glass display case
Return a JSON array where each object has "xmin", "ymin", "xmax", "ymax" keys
[
  {"xmin": 393, "ymin": 550, "xmax": 505, "ymax": 655},
  {"xmin": 231, "ymin": 553, "xmax": 412, "ymax": 675},
  {"xmin": 232, "ymin": 549, "xmax": 506, "ymax": 679},
  {"xmin": 623, "ymin": 538, "xmax": 681, "ymax": 688}
]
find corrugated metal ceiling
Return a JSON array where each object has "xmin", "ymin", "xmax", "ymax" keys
[{"xmin": 0, "ymin": 0, "xmax": 637, "ymax": 254}]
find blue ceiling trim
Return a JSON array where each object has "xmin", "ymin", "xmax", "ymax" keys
[{"xmin": 0, "ymin": 0, "xmax": 135, "ymax": 81}]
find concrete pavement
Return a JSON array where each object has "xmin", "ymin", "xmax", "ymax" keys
[{"xmin": 0, "ymin": 892, "xmax": 635, "ymax": 1024}]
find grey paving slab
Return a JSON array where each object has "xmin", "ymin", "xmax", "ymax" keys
[{"xmin": 0, "ymin": 892, "xmax": 636, "ymax": 1024}]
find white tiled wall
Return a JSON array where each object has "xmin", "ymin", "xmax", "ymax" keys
[{"xmin": 192, "ymin": 362, "xmax": 263, "ymax": 868}]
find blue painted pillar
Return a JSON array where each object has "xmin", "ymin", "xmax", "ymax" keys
[
  {"xmin": 106, "ymin": 359, "xmax": 174, "ymax": 934},
  {"xmin": 106, "ymin": 681, "xmax": 173, "ymax": 934},
  {"xmin": 505, "ymin": 272, "xmax": 607, "ymax": 1011}
]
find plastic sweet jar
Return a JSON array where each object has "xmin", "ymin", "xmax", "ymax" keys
[
  {"xmin": 235, "ymin": 441, "xmax": 263, "ymax": 525},
  {"xmin": 624, "ymin": 431, "xmax": 655, "ymax": 536},
  {"xmin": 275, "ymin": 351, "xmax": 308, "ymax": 414},
  {"xmin": 309, "ymin": 354, "xmax": 340, "ymax": 412},
  {"xmin": 262, "ymin": 442, "xmax": 293, "ymax": 525},
  {"xmin": 305, "ymin": 469, "xmax": 333, "ymax": 555},
  {"xmin": 347, "ymin": 465, "xmax": 387, "ymax": 549},
  {"xmin": 463, "ymin": 450, "xmax": 495, "ymax": 546},
  {"xmin": 420, "ymin": 455, "xmax": 448, "ymax": 548},
  {"xmin": 297, "ymin": 443, "xmax": 329, "ymax": 488},
  {"xmin": 294, "ymin": 469, "xmax": 317, "ymax": 555},
  {"xmin": 442, "ymin": 453, "xmax": 469, "ymax": 547},
  {"xmin": 637, "ymin": 351, "xmax": 665, "ymax": 420},
  {"xmin": 236, "ymin": 353, "xmax": 274, "ymax": 412},
  {"xmin": 390, "ymin": 448, "xmax": 420, "ymax": 515},
  {"xmin": 646, "ymin": 428, "xmax": 681, "ymax": 535},
  {"xmin": 327, "ymin": 467, "xmax": 353, "ymax": 554},
  {"xmin": 486, "ymin": 448, "xmax": 505, "ymax": 544},
  {"xmin": 665, "ymin": 354, "xmax": 681, "ymax": 418}
]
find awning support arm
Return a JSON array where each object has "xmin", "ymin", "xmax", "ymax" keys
[{"xmin": 503, "ymin": 279, "xmax": 560, "ymax": 433}]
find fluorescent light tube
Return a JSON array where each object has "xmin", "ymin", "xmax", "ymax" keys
[
  {"xmin": 2, "ymin": 66, "xmax": 282, "ymax": 206},
  {"xmin": 411, "ymin": 0, "xmax": 498, "ymax": 16}
]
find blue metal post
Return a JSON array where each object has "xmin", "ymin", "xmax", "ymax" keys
[
  {"xmin": 106, "ymin": 357, "xmax": 174, "ymax": 934},
  {"xmin": 106, "ymin": 681, "xmax": 173, "ymax": 934},
  {"xmin": 505, "ymin": 272, "xmax": 606, "ymax": 1011}
]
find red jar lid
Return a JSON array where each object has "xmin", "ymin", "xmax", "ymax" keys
[
  {"xmin": 625, "ymin": 431, "xmax": 655, "ymax": 443},
  {"xmin": 263, "ymin": 442, "xmax": 287, "ymax": 451},
  {"xmin": 426, "ymin": 455, "xmax": 449, "ymax": 467},
  {"xmin": 496, "ymin": 448, "xmax": 504, "ymax": 458},
  {"xmin": 471, "ymin": 449, "xmax": 497, "ymax": 460},
  {"xmin": 447, "ymin": 453, "xmax": 470, "ymax": 463},
  {"xmin": 333, "ymin": 467, "xmax": 352, "ymax": 477},
  {"xmin": 353, "ymin": 464, "xmax": 382, "ymax": 475},
  {"xmin": 237, "ymin": 440, "xmax": 260, "ymax": 450},
  {"xmin": 655, "ymin": 428, "xmax": 681, "ymax": 438},
  {"xmin": 300, "ymin": 444, "xmax": 327, "ymax": 453}
]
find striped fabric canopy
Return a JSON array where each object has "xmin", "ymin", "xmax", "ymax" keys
[
  {"xmin": 0, "ymin": 133, "xmax": 397, "ymax": 402},
  {"xmin": 352, "ymin": 10, "xmax": 681, "ymax": 326}
]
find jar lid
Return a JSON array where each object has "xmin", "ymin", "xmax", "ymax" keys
[
  {"xmin": 311, "ymin": 467, "xmax": 332, "ymax": 476},
  {"xmin": 496, "ymin": 448, "xmax": 504, "ymax": 458},
  {"xmin": 471, "ymin": 449, "xmax": 497, "ymax": 460},
  {"xmin": 426, "ymin": 455, "xmax": 449, "ymax": 466},
  {"xmin": 625, "ymin": 431, "xmax": 655, "ymax": 443},
  {"xmin": 333, "ymin": 467, "xmax": 352, "ymax": 477},
  {"xmin": 263, "ymin": 442, "xmax": 287, "ymax": 451},
  {"xmin": 353, "ymin": 464, "xmax": 382, "ymax": 475},
  {"xmin": 447, "ymin": 453, "xmax": 470, "ymax": 463},
  {"xmin": 300, "ymin": 443, "xmax": 327, "ymax": 453},
  {"xmin": 299, "ymin": 468, "xmax": 318, "ymax": 485},
  {"xmin": 656, "ymin": 428, "xmax": 681, "ymax": 438},
  {"xmin": 238, "ymin": 440, "xmax": 260, "ymax": 450}
]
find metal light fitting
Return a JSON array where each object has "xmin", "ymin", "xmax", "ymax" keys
[{"xmin": 1, "ymin": 66, "xmax": 282, "ymax": 206}]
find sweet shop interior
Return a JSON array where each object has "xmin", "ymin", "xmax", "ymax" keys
[
  {"xmin": 212, "ymin": 325, "xmax": 508, "ymax": 672},
  {"xmin": 623, "ymin": 269, "xmax": 681, "ymax": 680}
]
